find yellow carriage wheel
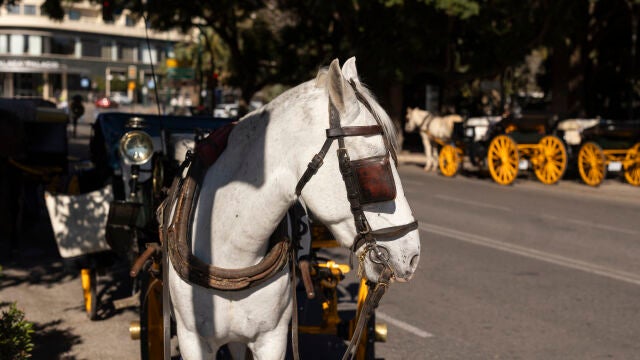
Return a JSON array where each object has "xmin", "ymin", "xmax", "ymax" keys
[
  {"xmin": 533, "ymin": 135, "xmax": 567, "ymax": 185},
  {"xmin": 438, "ymin": 144, "xmax": 461, "ymax": 177},
  {"xmin": 81, "ymin": 268, "xmax": 98, "ymax": 320},
  {"xmin": 578, "ymin": 142, "xmax": 606, "ymax": 187},
  {"xmin": 623, "ymin": 142, "xmax": 640, "ymax": 186},
  {"xmin": 488, "ymin": 135, "xmax": 519, "ymax": 185}
]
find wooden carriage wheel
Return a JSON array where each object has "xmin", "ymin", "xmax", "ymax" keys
[
  {"xmin": 438, "ymin": 144, "xmax": 461, "ymax": 177},
  {"xmin": 81, "ymin": 268, "xmax": 98, "ymax": 320},
  {"xmin": 623, "ymin": 142, "xmax": 640, "ymax": 186},
  {"xmin": 533, "ymin": 135, "xmax": 567, "ymax": 185},
  {"xmin": 488, "ymin": 135, "xmax": 519, "ymax": 185},
  {"xmin": 578, "ymin": 142, "xmax": 606, "ymax": 187}
]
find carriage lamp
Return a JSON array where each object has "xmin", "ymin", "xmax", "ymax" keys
[
  {"xmin": 465, "ymin": 127, "xmax": 475, "ymax": 138},
  {"xmin": 119, "ymin": 130, "xmax": 154, "ymax": 165}
]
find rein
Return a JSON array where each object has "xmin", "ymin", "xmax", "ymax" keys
[{"xmin": 294, "ymin": 79, "xmax": 418, "ymax": 360}]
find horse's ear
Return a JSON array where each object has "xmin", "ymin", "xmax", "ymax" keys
[
  {"xmin": 327, "ymin": 59, "xmax": 358, "ymax": 117},
  {"xmin": 341, "ymin": 57, "xmax": 358, "ymax": 81},
  {"xmin": 315, "ymin": 68, "xmax": 328, "ymax": 88}
]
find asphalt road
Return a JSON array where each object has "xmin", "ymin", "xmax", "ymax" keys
[
  {"xmin": 374, "ymin": 165, "xmax": 640, "ymax": 360},
  {"xmin": 1, "ymin": 112, "xmax": 639, "ymax": 359}
]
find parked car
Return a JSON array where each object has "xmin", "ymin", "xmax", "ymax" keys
[
  {"xmin": 95, "ymin": 96, "xmax": 119, "ymax": 109},
  {"xmin": 111, "ymin": 92, "xmax": 133, "ymax": 105},
  {"xmin": 213, "ymin": 103, "xmax": 238, "ymax": 119}
]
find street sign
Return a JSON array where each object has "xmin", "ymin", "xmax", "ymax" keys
[{"xmin": 128, "ymin": 65, "xmax": 137, "ymax": 79}]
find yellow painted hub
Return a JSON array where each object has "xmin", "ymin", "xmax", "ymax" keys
[
  {"xmin": 534, "ymin": 136, "xmax": 567, "ymax": 185},
  {"xmin": 578, "ymin": 142, "xmax": 606, "ymax": 187},
  {"xmin": 624, "ymin": 142, "xmax": 640, "ymax": 186},
  {"xmin": 439, "ymin": 144, "xmax": 461, "ymax": 177},
  {"xmin": 488, "ymin": 135, "xmax": 519, "ymax": 185}
]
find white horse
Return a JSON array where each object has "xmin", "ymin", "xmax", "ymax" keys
[
  {"xmin": 404, "ymin": 107, "xmax": 463, "ymax": 171},
  {"xmin": 169, "ymin": 58, "xmax": 421, "ymax": 359},
  {"xmin": 556, "ymin": 118, "xmax": 599, "ymax": 146}
]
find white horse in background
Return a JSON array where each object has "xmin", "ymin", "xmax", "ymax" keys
[
  {"xmin": 404, "ymin": 107, "xmax": 463, "ymax": 171},
  {"xmin": 169, "ymin": 58, "xmax": 421, "ymax": 359},
  {"xmin": 556, "ymin": 118, "xmax": 600, "ymax": 146}
]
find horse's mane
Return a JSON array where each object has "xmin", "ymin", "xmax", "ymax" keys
[
  {"xmin": 315, "ymin": 68, "xmax": 399, "ymax": 154},
  {"xmin": 353, "ymin": 82, "xmax": 399, "ymax": 153}
]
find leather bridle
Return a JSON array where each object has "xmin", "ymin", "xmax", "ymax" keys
[
  {"xmin": 293, "ymin": 79, "xmax": 418, "ymax": 360},
  {"xmin": 295, "ymin": 79, "xmax": 418, "ymax": 278}
]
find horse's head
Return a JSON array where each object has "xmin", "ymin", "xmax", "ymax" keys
[
  {"xmin": 299, "ymin": 58, "xmax": 421, "ymax": 283},
  {"xmin": 404, "ymin": 107, "xmax": 430, "ymax": 133}
]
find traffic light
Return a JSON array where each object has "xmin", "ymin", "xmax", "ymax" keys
[{"xmin": 102, "ymin": 0, "xmax": 114, "ymax": 22}]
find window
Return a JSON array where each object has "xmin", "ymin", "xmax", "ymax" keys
[
  {"xmin": 28, "ymin": 35, "xmax": 42, "ymax": 56},
  {"xmin": 101, "ymin": 44, "xmax": 112, "ymax": 59},
  {"xmin": 125, "ymin": 15, "xmax": 136, "ymax": 27},
  {"xmin": 82, "ymin": 39, "xmax": 100, "ymax": 58},
  {"xmin": 50, "ymin": 36, "xmax": 74, "ymax": 55},
  {"xmin": 68, "ymin": 10, "xmax": 80, "ymax": 20},
  {"xmin": 23, "ymin": 5, "xmax": 36, "ymax": 15},
  {"xmin": 6, "ymin": 4, "xmax": 20, "ymax": 14},
  {"xmin": 122, "ymin": 46, "xmax": 136, "ymax": 61},
  {"xmin": 140, "ymin": 47, "xmax": 157, "ymax": 64},
  {"xmin": 0, "ymin": 35, "xmax": 7, "ymax": 54},
  {"xmin": 10, "ymin": 34, "xmax": 25, "ymax": 55}
]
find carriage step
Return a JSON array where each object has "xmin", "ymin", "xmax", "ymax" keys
[{"xmin": 113, "ymin": 292, "xmax": 140, "ymax": 310}]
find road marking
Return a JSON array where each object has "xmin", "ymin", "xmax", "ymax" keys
[
  {"xmin": 538, "ymin": 214, "xmax": 639, "ymax": 236},
  {"xmin": 419, "ymin": 222, "xmax": 640, "ymax": 287},
  {"xmin": 376, "ymin": 311, "xmax": 434, "ymax": 338},
  {"xmin": 434, "ymin": 194, "xmax": 512, "ymax": 212}
]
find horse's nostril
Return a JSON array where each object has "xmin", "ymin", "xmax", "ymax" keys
[{"xmin": 410, "ymin": 254, "xmax": 419, "ymax": 270}]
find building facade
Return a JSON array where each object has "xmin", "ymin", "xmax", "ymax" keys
[{"xmin": 0, "ymin": 0, "xmax": 188, "ymax": 103}]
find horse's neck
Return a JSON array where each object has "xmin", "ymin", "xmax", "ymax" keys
[
  {"xmin": 192, "ymin": 84, "xmax": 325, "ymax": 268},
  {"xmin": 416, "ymin": 111, "xmax": 430, "ymax": 129}
]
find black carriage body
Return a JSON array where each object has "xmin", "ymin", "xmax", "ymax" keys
[
  {"xmin": 90, "ymin": 112, "xmax": 233, "ymax": 257},
  {"xmin": 0, "ymin": 98, "xmax": 68, "ymax": 170},
  {"xmin": 580, "ymin": 119, "xmax": 640, "ymax": 150}
]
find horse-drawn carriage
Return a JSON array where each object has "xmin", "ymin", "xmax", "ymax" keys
[
  {"xmin": 119, "ymin": 58, "xmax": 421, "ymax": 360},
  {"xmin": 0, "ymin": 98, "xmax": 80, "ymax": 258},
  {"xmin": 575, "ymin": 118, "xmax": 640, "ymax": 186},
  {"xmin": 437, "ymin": 110, "xmax": 568, "ymax": 186}
]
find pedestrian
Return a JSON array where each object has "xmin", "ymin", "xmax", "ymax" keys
[{"xmin": 70, "ymin": 95, "xmax": 84, "ymax": 137}]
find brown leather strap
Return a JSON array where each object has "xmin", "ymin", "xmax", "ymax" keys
[
  {"xmin": 341, "ymin": 267, "xmax": 392, "ymax": 360},
  {"xmin": 353, "ymin": 220, "xmax": 418, "ymax": 253},
  {"xmin": 129, "ymin": 243, "xmax": 161, "ymax": 277},
  {"xmin": 298, "ymin": 259, "xmax": 315, "ymax": 299},
  {"xmin": 326, "ymin": 125, "xmax": 382, "ymax": 138},
  {"xmin": 348, "ymin": 79, "xmax": 398, "ymax": 166},
  {"xmin": 290, "ymin": 251, "xmax": 300, "ymax": 360}
]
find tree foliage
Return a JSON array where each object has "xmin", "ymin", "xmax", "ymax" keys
[{"xmin": 2, "ymin": 0, "xmax": 638, "ymax": 117}]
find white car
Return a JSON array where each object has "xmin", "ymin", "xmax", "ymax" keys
[
  {"xmin": 111, "ymin": 92, "xmax": 132, "ymax": 105},
  {"xmin": 214, "ymin": 103, "xmax": 239, "ymax": 118}
]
